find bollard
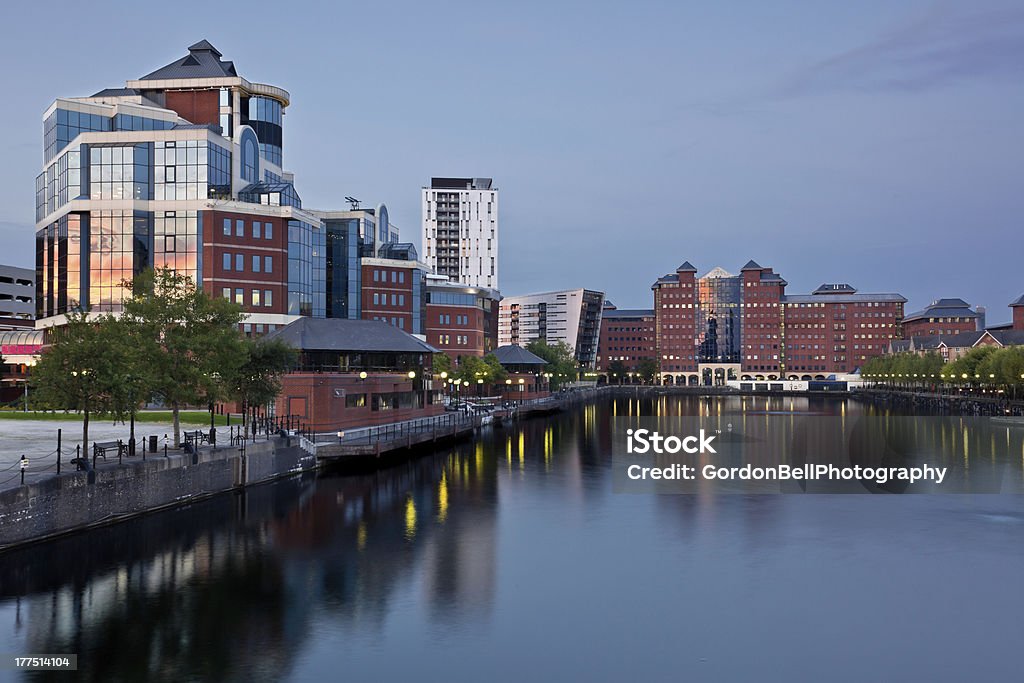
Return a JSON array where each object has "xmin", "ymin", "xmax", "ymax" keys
[
  {"xmin": 57, "ymin": 429, "xmax": 62, "ymax": 474},
  {"xmin": 164, "ymin": 433, "xmax": 168, "ymax": 458},
  {"xmin": 20, "ymin": 455, "xmax": 28, "ymax": 485}
]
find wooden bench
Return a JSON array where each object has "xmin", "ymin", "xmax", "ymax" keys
[{"xmin": 93, "ymin": 440, "xmax": 128, "ymax": 460}]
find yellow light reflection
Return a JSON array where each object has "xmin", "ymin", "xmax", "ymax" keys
[
  {"xmin": 357, "ymin": 522, "xmax": 367, "ymax": 551},
  {"xmin": 404, "ymin": 495, "xmax": 417, "ymax": 540},
  {"xmin": 437, "ymin": 472, "xmax": 449, "ymax": 523}
]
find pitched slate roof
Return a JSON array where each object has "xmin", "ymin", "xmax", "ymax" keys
[
  {"xmin": 676, "ymin": 261, "xmax": 697, "ymax": 272},
  {"xmin": 140, "ymin": 40, "xmax": 238, "ymax": 81},
  {"xmin": 492, "ymin": 345, "xmax": 548, "ymax": 366},
  {"xmin": 903, "ymin": 298, "xmax": 978, "ymax": 322},
  {"xmin": 740, "ymin": 260, "xmax": 762, "ymax": 271},
  {"xmin": 265, "ymin": 318, "xmax": 436, "ymax": 353},
  {"xmin": 1011, "ymin": 294, "xmax": 1024, "ymax": 307}
]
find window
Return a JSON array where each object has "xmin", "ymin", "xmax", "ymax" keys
[
  {"xmin": 264, "ymin": 256, "xmax": 272, "ymax": 273},
  {"xmin": 399, "ymin": 272, "xmax": 405, "ymax": 284},
  {"xmin": 222, "ymin": 287, "xmax": 231, "ymax": 300},
  {"xmin": 265, "ymin": 222, "xmax": 273, "ymax": 239},
  {"xmin": 391, "ymin": 294, "xmax": 397, "ymax": 306},
  {"xmin": 373, "ymin": 293, "xmax": 380, "ymax": 305},
  {"xmin": 252, "ymin": 255, "xmax": 261, "ymax": 272},
  {"xmin": 252, "ymin": 289, "xmax": 261, "ymax": 306},
  {"xmin": 235, "ymin": 254, "xmax": 244, "ymax": 271},
  {"xmin": 253, "ymin": 221, "xmax": 261, "ymax": 239},
  {"xmin": 223, "ymin": 253, "xmax": 231, "ymax": 271},
  {"xmin": 235, "ymin": 219, "xmax": 244, "ymax": 237},
  {"xmin": 264, "ymin": 289, "xmax": 273, "ymax": 307},
  {"xmin": 223, "ymin": 218, "xmax": 231, "ymax": 236},
  {"xmin": 373, "ymin": 270, "xmax": 379, "ymax": 282},
  {"xmin": 391, "ymin": 271, "xmax": 398, "ymax": 283},
  {"xmin": 398, "ymin": 294, "xmax": 405, "ymax": 306},
  {"xmin": 234, "ymin": 288, "xmax": 243, "ymax": 305}
]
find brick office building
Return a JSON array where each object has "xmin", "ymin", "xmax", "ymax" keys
[
  {"xmin": 651, "ymin": 260, "xmax": 905, "ymax": 385},
  {"xmin": 425, "ymin": 274, "xmax": 500, "ymax": 361},
  {"xmin": 360, "ymin": 243, "xmax": 427, "ymax": 335},
  {"xmin": 595, "ymin": 302, "xmax": 655, "ymax": 375},
  {"xmin": 901, "ymin": 298, "xmax": 981, "ymax": 338}
]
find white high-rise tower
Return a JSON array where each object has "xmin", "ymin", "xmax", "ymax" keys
[{"xmin": 421, "ymin": 177, "xmax": 498, "ymax": 289}]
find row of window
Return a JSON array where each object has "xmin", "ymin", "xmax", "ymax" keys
[
  {"xmin": 372, "ymin": 269, "xmax": 406, "ymax": 284},
  {"xmin": 372, "ymin": 293, "xmax": 405, "ymax": 306},
  {"xmin": 437, "ymin": 313, "xmax": 470, "ymax": 325},
  {"xmin": 435, "ymin": 334, "xmax": 470, "ymax": 346},
  {"xmin": 222, "ymin": 288, "xmax": 274, "ymax": 308},
  {"xmin": 223, "ymin": 218, "xmax": 274, "ymax": 240},
  {"xmin": 222, "ymin": 253, "xmax": 274, "ymax": 273}
]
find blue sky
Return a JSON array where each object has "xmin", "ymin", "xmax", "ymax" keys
[{"xmin": 1, "ymin": 0, "xmax": 1021, "ymax": 321}]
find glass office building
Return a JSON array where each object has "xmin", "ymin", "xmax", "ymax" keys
[{"xmin": 33, "ymin": 40, "xmax": 342, "ymax": 334}]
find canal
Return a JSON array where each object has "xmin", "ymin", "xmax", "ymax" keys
[{"xmin": 1, "ymin": 394, "xmax": 1022, "ymax": 682}]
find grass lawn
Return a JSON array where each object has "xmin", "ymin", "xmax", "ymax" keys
[{"xmin": 0, "ymin": 410, "xmax": 233, "ymax": 425}]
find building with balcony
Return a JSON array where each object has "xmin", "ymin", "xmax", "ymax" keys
[
  {"xmin": 421, "ymin": 177, "xmax": 498, "ymax": 289},
  {"xmin": 0, "ymin": 265, "xmax": 35, "ymax": 329},
  {"xmin": 498, "ymin": 289, "xmax": 605, "ymax": 369}
]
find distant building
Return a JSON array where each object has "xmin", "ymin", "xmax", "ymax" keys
[
  {"xmin": 0, "ymin": 265, "xmax": 34, "ymax": 329},
  {"xmin": 421, "ymin": 177, "xmax": 498, "ymax": 289},
  {"xmin": 0, "ymin": 329, "xmax": 42, "ymax": 403},
  {"xmin": 901, "ymin": 298, "xmax": 981, "ymax": 338},
  {"xmin": 652, "ymin": 260, "xmax": 905, "ymax": 384},
  {"xmin": 889, "ymin": 329, "xmax": 1024, "ymax": 363},
  {"xmin": 498, "ymin": 289, "xmax": 605, "ymax": 369},
  {"xmin": 491, "ymin": 344, "xmax": 550, "ymax": 400},
  {"xmin": 424, "ymin": 274, "xmax": 500, "ymax": 360},
  {"xmin": 595, "ymin": 302, "xmax": 655, "ymax": 375}
]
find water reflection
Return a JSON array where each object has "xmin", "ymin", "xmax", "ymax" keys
[{"xmin": 1, "ymin": 396, "xmax": 1022, "ymax": 682}]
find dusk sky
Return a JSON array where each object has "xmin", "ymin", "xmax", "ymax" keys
[{"xmin": 1, "ymin": 1, "xmax": 1021, "ymax": 321}]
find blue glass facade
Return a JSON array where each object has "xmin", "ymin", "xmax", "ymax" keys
[
  {"xmin": 242, "ymin": 96, "xmax": 283, "ymax": 166},
  {"xmin": 89, "ymin": 144, "xmax": 151, "ymax": 201},
  {"xmin": 324, "ymin": 218, "xmax": 364, "ymax": 320},
  {"xmin": 287, "ymin": 220, "xmax": 325, "ymax": 318},
  {"xmin": 36, "ymin": 146, "xmax": 84, "ymax": 221}
]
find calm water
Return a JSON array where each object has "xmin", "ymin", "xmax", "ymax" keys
[{"xmin": 2, "ymin": 395, "xmax": 1023, "ymax": 682}]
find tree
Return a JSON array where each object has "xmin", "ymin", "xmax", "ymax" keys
[
  {"xmin": 227, "ymin": 337, "xmax": 297, "ymax": 434},
  {"xmin": 636, "ymin": 359, "xmax": 659, "ymax": 385},
  {"xmin": 433, "ymin": 352, "xmax": 453, "ymax": 378},
  {"xmin": 122, "ymin": 268, "xmax": 246, "ymax": 447},
  {"xmin": 30, "ymin": 311, "xmax": 134, "ymax": 453},
  {"xmin": 454, "ymin": 353, "xmax": 507, "ymax": 386},
  {"xmin": 607, "ymin": 360, "xmax": 627, "ymax": 384},
  {"xmin": 525, "ymin": 340, "xmax": 578, "ymax": 390}
]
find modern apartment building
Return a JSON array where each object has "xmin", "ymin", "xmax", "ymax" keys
[
  {"xmin": 421, "ymin": 177, "xmax": 498, "ymax": 290},
  {"xmin": 35, "ymin": 40, "xmax": 330, "ymax": 333},
  {"xmin": 498, "ymin": 289, "xmax": 605, "ymax": 368},
  {"xmin": 651, "ymin": 260, "xmax": 905, "ymax": 384}
]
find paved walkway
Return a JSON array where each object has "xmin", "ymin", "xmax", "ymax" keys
[{"xmin": 0, "ymin": 418, "xmax": 234, "ymax": 490}]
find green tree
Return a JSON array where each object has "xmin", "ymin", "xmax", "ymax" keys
[
  {"xmin": 122, "ymin": 268, "xmax": 246, "ymax": 447},
  {"xmin": 525, "ymin": 340, "xmax": 578, "ymax": 389},
  {"xmin": 454, "ymin": 353, "xmax": 507, "ymax": 386},
  {"xmin": 433, "ymin": 352, "xmax": 453, "ymax": 378},
  {"xmin": 228, "ymin": 337, "xmax": 297, "ymax": 434},
  {"xmin": 607, "ymin": 360, "xmax": 627, "ymax": 384},
  {"xmin": 30, "ymin": 311, "xmax": 134, "ymax": 453},
  {"xmin": 636, "ymin": 359, "xmax": 659, "ymax": 385}
]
